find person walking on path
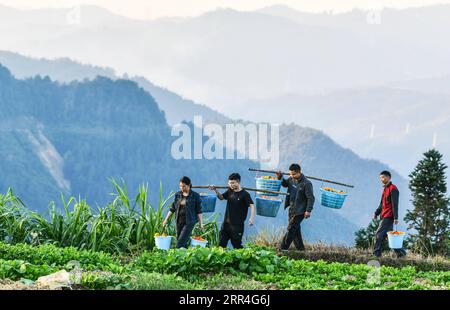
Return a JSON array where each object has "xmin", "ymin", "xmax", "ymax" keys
[
  {"xmin": 373, "ymin": 171, "xmax": 407, "ymax": 258},
  {"xmin": 209, "ymin": 173, "xmax": 255, "ymax": 249},
  {"xmin": 276, "ymin": 164, "xmax": 315, "ymax": 251},
  {"xmin": 163, "ymin": 176, "xmax": 203, "ymax": 248}
]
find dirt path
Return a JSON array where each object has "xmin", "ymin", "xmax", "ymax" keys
[{"xmin": 0, "ymin": 279, "xmax": 54, "ymax": 290}]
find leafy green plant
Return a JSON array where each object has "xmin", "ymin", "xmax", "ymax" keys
[
  {"xmin": 0, "ymin": 189, "xmax": 35, "ymax": 244},
  {"xmin": 81, "ymin": 272, "xmax": 133, "ymax": 290},
  {"xmin": 0, "ymin": 259, "xmax": 58, "ymax": 281},
  {"xmin": 0, "ymin": 240, "xmax": 448, "ymax": 290},
  {"xmin": 254, "ymin": 259, "xmax": 450, "ymax": 290},
  {"xmin": 32, "ymin": 196, "xmax": 92, "ymax": 249},
  {"xmin": 194, "ymin": 273, "xmax": 272, "ymax": 290},
  {"xmin": 128, "ymin": 272, "xmax": 199, "ymax": 290},
  {"xmin": 0, "ymin": 241, "xmax": 121, "ymax": 272},
  {"xmin": 80, "ymin": 271, "xmax": 199, "ymax": 290},
  {"xmin": 132, "ymin": 246, "xmax": 291, "ymax": 276}
]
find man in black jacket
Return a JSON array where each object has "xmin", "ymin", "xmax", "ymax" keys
[{"xmin": 276, "ymin": 164, "xmax": 315, "ymax": 251}]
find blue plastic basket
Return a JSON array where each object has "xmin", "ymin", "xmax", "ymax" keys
[
  {"xmin": 255, "ymin": 196, "xmax": 283, "ymax": 217},
  {"xmin": 200, "ymin": 194, "xmax": 217, "ymax": 213},
  {"xmin": 320, "ymin": 188, "xmax": 348, "ymax": 209},
  {"xmin": 255, "ymin": 178, "xmax": 282, "ymax": 196}
]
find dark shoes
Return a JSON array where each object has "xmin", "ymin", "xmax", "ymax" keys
[
  {"xmin": 395, "ymin": 250, "xmax": 407, "ymax": 258},
  {"xmin": 372, "ymin": 252, "xmax": 382, "ymax": 259},
  {"xmin": 276, "ymin": 248, "xmax": 289, "ymax": 254}
]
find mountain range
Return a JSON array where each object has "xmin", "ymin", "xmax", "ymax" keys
[
  {"xmin": 2, "ymin": 3, "xmax": 450, "ymax": 108},
  {"xmin": 0, "ymin": 3, "xmax": 448, "ymax": 182}
]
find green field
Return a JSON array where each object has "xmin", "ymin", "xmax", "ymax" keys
[
  {"xmin": 0, "ymin": 241, "xmax": 448, "ymax": 290},
  {"xmin": 1, "ymin": 186, "xmax": 449, "ymax": 290}
]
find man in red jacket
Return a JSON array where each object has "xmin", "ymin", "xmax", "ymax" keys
[{"xmin": 373, "ymin": 171, "xmax": 407, "ymax": 258}]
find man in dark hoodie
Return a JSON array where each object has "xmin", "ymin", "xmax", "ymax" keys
[
  {"xmin": 276, "ymin": 163, "xmax": 315, "ymax": 251},
  {"xmin": 373, "ymin": 171, "xmax": 407, "ymax": 258}
]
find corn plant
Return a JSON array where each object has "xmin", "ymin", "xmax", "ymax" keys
[
  {"xmin": 31, "ymin": 195, "xmax": 92, "ymax": 249},
  {"xmin": 109, "ymin": 179, "xmax": 175, "ymax": 249},
  {"xmin": 0, "ymin": 180, "xmax": 216, "ymax": 254},
  {"xmin": 0, "ymin": 188, "xmax": 36, "ymax": 244}
]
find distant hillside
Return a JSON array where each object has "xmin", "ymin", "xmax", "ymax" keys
[
  {"xmin": 131, "ymin": 76, "xmax": 230, "ymax": 125},
  {"xmin": 0, "ymin": 51, "xmax": 229, "ymax": 125},
  {"xmin": 0, "ymin": 64, "xmax": 253, "ymax": 211},
  {"xmin": 388, "ymin": 75, "xmax": 450, "ymax": 95}
]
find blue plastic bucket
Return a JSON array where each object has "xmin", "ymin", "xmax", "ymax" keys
[
  {"xmin": 320, "ymin": 188, "xmax": 348, "ymax": 209},
  {"xmin": 154, "ymin": 236, "xmax": 172, "ymax": 250},
  {"xmin": 255, "ymin": 178, "xmax": 282, "ymax": 196},
  {"xmin": 387, "ymin": 232, "xmax": 405, "ymax": 249},
  {"xmin": 200, "ymin": 194, "xmax": 217, "ymax": 213},
  {"xmin": 191, "ymin": 238, "xmax": 208, "ymax": 248},
  {"xmin": 255, "ymin": 196, "xmax": 282, "ymax": 217}
]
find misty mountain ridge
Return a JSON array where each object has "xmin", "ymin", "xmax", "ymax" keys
[{"xmin": 2, "ymin": 3, "xmax": 450, "ymax": 111}]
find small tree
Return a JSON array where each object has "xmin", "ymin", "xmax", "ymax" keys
[
  {"xmin": 404, "ymin": 149, "xmax": 450, "ymax": 256},
  {"xmin": 354, "ymin": 219, "xmax": 388, "ymax": 251}
]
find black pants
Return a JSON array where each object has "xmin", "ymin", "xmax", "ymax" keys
[
  {"xmin": 280, "ymin": 211, "xmax": 305, "ymax": 251},
  {"xmin": 176, "ymin": 221, "xmax": 195, "ymax": 249},
  {"xmin": 219, "ymin": 222, "xmax": 244, "ymax": 249},
  {"xmin": 373, "ymin": 217, "xmax": 407, "ymax": 257}
]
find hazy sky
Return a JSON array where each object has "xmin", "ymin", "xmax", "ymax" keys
[{"xmin": 1, "ymin": 0, "xmax": 449, "ymax": 19}]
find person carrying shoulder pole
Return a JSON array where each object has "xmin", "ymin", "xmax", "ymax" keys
[
  {"xmin": 209, "ymin": 173, "xmax": 255, "ymax": 249},
  {"xmin": 163, "ymin": 176, "xmax": 203, "ymax": 248},
  {"xmin": 276, "ymin": 163, "xmax": 315, "ymax": 251},
  {"xmin": 373, "ymin": 171, "xmax": 407, "ymax": 258}
]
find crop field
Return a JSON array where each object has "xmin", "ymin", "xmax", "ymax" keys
[
  {"xmin": 1, "ymin": 185, "xmax": 449, "ymax": 290},
  {"xmin": 0, "ymin": 241, "xmax": 448, "ymax": 290}
]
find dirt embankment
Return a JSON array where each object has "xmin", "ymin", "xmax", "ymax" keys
[{"xmin": 0, "ymin": 279, "xmax": 51, "ymax": 290}]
